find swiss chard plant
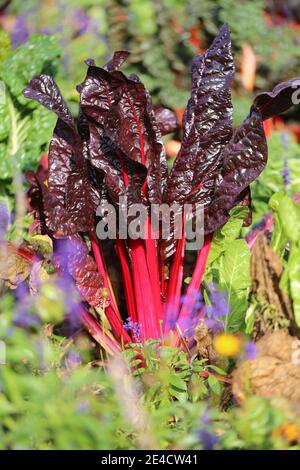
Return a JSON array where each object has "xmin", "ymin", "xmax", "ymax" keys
[{"xmin": 18, "ymin": 24, "xmax": 300, "ymax": 354}]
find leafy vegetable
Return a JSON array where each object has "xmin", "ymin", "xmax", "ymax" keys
[
  {"xmin": 269, "ymin": 191, "xmax": 300, "ymax": 328},
  {"xmin": 22, "ymin": 25, "xmax": 300, "ymax": 348}
]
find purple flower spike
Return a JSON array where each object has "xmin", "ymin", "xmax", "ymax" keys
[
  {"xmin": 14, "ymin": 284, "xmax": 40, "ymax": 328},
  {"xmin": 65, "ymin": 350, "xmax": 82, "ymax": 369},
  {"xmin": 198, "ymin": 408, "xmax": 219, "ymax": 450},
  {"xmin": 205, "ymin": 286, "xmax": 228, "ymax": 332},
  {"xmin": 124, "ymin": 317, "xmax": 142, "ymax": 343},
  {"xmin": 280, "ymin": 132, "xmax": 291, "ymax": 187},
  {"xmin": 245, "ymin": 341, "xmax": 257, "ymax": 360},
  {"xmin": 198, "ymin": 429, "xmax": 219, "ymax": 450},
  {"xmin": 56, "ymin": 275, "xmax": 82, "ymax": 328},
  {"xmin": 11, "ymin": 15, "xmax": 29, "ymax": 48},
  {"xmin": 73, "ymin": 8, "xmax": 90, "ymax": 35},
  {"xmin": 0, "ymin": 201, "xmax": 10, "ymax": 240},
  {"xmin": 76, "ymin": 401, "xmax": 89, "ymax": 414}
]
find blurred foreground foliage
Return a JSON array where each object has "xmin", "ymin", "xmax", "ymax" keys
[{"xmin": 0, "ymin": 292, "xmax": 299, "ymax": 450}]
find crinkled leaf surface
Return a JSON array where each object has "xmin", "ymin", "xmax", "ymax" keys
[
  {"xmin": 24, "ymin": 76, "xmax": 98, "ymax": 236},
  {"xmin": 104, "ymin": 51, "xmax": 130, "ymax": 72},
  {"xmin": 23, "ymin": 74, "xmax": 75, "ymax": 130},
  {"xmin": 205, "ymin": 110, "xmax": 267, "ymax": 234},
  {"xmin": 163, "ymin": 24, "xmax": 235, "ymax": 255},
  {"xmin": 100, "ymin": 74, "xmax": 168, "ymax": 204}
]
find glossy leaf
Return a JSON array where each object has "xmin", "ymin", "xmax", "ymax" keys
[
  {"xmin": 23, "ymin": 74, "xmax": 75, "ymax": 131},
  {"xmin": 24, "ymin": 77, "xmax": 97, "ymax": 236},
  {"xmin": 163, "ymin": 24, "xmax": 235, "ymax": 255},
  {"xmin": 101, "ymin": 74, "xmax": 168, "ymax": 204},
  {"xmin": 153, "ymin": 106, "xmax": 179, "ymax": 136},
  {"xmin": 166, "ymin": 24, "xmax": 235, "ymax": 208},
  {"xmin": 205, "ymin": 110, "xmax": 267, "ymax": 234},
  {"xmin": 252, "ymin": 77, "xmax": 300, "ymax": 121},
  {"xmin": 104, "ymin": 50, "xmax": 130, "ymax": 72}
]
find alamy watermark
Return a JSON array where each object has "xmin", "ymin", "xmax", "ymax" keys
[
  {"xmin": 95, "ymin": 197, "xmax": 204, "ymax": 251},
  {"xmin": 292, "ymin": 79, "xmax": 300, "ymax": 105}
]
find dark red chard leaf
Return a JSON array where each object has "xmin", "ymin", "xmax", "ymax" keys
[
  {"xmin": 153, "ymin": 106, "xmax": 179, "ymax": 136},
  {"xmin": 252, "ymin": 77, "xmax": 300, "ymax": 121},
  {"xmin": 236, "ymin": 187, "xmax": 253, "ymax": 226},
  {"xmin": 104, "ymin": 50, "xmax": 130, "ymax": 72},
  {"xmin": 78, "ymin": 57, "xmax": 166, "ymax": 206},
  {"xmin": 65, "ymin": 172, "xmax": 97, "ymax": 230},
  {"xmin": 144, "ymin": 89, "xmax": 168, "ymax": 205},
  {"xmin": 88, "ymin": 122, "xmax": 126, "ymax": 205},
  {"xmin": 47, "ymin": 120, "xmax": 75, "ymax": 204},
  {"xmin": 205, "ymin": 109, "xmax": 267, "ymax": 233},
  {"xmin": 84, "ymin": 51, "xmax": 129, "ymax": 72},
  {"xmin": 77, "ymin": 65, "xmax": 123, "ymax": 125},
  {"xmin": 25, "ymin": 171, "xmax": 47, "ymax": 232},
  {"xmin": 102, "ymin": 75, "xmax": 168, "ymax": 204},
  {"xmin": 41, "ymin": 121, "xmax": 93, "ymax": 236},
  {"xmin": 163, "ymin": 24, "xmax": 235, "ymax": 256},
  {"xmin": 78, "ymin": 62, "xmax": 126, "ymax": 204},
  {"xmin": 23, "ymin": 75, "xmax": 75, "ymax": 131},
  {"xmin": 24, "ymin": 75, "xmax": 99, "ymax": 237}
]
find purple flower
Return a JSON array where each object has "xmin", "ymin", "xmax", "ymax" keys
[
  {"xmin": 72, "ymin": 8, "xmax": 90, "ymax": 35},
  {"xmin": 11, "ymin": 15, "xmax": 29, "ymax": 48},
  {"xmin": 40, "ymin": 28, "xmax": 52, "ymax": 36},
  {"xmin": 124, "ymin": 317, "xmax": 142, "ymax": 343},
  {"xmin": 56, "ymin": 276, "xmax": 81, "ymax": 328},
  {"xmin": 76, "ymin": 401, "xmax": 89, "ymax": 414},
  {"xmin": 181, "ymin": 289, "xmax": 203, "ymax": 310},
  {"xmin": 169, "ymin": 289, "xmax": 204, "ymax": 336},
  {"xmin": 281, "ymin": 132, "xmax": 291, "ymax": 187},
  {"xmin": 198, "ymin": 408, "xmax": 219, "ymax": 450},
  {"xmin": 205, "ymin": 286, "xmax": 228, "ymax": 332},
  {"xmin": 207, "ymin": 289, "xmax": 229, "ymax": 318},
  {"xmin": 245, "ymin": 341, "xmax": 257, "ymax": 360},
  {"xmin": 0, "ymin": 201, "xmax": 9, "ymax": 240},
  {"xmin": 65, "ymin": 350, "xmax": 82, "ymax": 369},
  {"xmin": 14, "ymin": 284, "xmax": 40, "ymax": 328},
  {"xmin": 198, "ymin": 429, "xmax": 219, "ymax": 450}
]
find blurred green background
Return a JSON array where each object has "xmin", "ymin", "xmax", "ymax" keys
[{"xmin": 1, "ymin": 0, "xmax": 300, "ymax": 119}]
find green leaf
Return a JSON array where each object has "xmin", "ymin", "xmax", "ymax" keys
[
  {"xmin": 206, "ymin": 206, "xmax": 248, "ymax": 267},
  {"xmin": 284, "ymin": 242, "xmax": 300, "ymax": 327},
  {"xmin": 269, "ymin": 191, "xmax": 300, "ymax": 242},
  {"xmin": 270, "ymin": 212, "xmax": 288, "ymax": 257},
  {"xmin": 207, "ymin": 365, "xmax": 227, "ymax": 376},
  {"xmin": 0, "ymin": 35, "xmax": 61, "ymax": 104},
  {"xmin": 169, "ymin": 374, "xmax": 187, "ymax": 392},
  {"xmin": 207, "ymin": 375, "xmax": 221, "ymax": 395},
  {"xmin": 0, "ymin": 95, "xmax": 55, "ymax": 181},
  {"xmin": 219, "ymin": 239, "xmax": 251, "ymax": 332},
  {"xmin": 0, "ymin": 30, "xmax": 11, "ymax": 64},
  {"xmin": 0, "ymin": 81, "xmax": 10, "ymax": 141}
]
